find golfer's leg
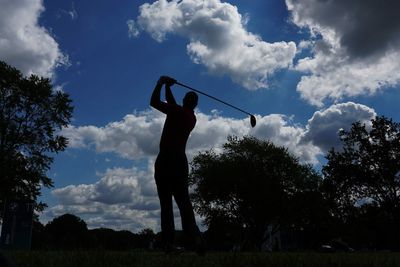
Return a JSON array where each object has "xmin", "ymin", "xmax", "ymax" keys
[
  {"xmin": 174, "ymin": 183, "xmax": 199, "ymax": 239},
  {"xmin": 155, "ymin": 154, "xmax": 175, "ymax": 246},
  {"xmin": 157, "ymin": 183, "xmax": 174, "ymax": 246}
]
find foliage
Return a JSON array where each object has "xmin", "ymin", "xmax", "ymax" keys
[
  {"xmin": 0, "ymin": 61, "xmax": 73, "ymax": 217},
  {"xmin": 46, "ymin": 214, "xmax": 88, "ymax": 235},
  {"xmin": 322, "ymin": 116, "xmax": 400, "ymax": 249},
  {"xmin": 45, "ymin": 214, "xmax": 93, "ymax": 249},
  {"xmin": 90, "ymin": 228, "xmax": 139, "ymax": 250},
  {"xmin": 323, "ymin": 116, "xmax": 400, "ymax": 213},
  {"xmin": 32, "ymin": 213, "xmax": 160, "ymax": 251},
  {"xmin": 189, "ymin": 136, "xmax": 324, "ymax": 249},
  {"xmin": 137, "ymin": 228, "xmax": 156, "ymax": 248}
]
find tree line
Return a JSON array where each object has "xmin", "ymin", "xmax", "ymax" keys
[
  {"xmin": 1, "ymin": 60, "xmax": 400, "ymax": 251},
  {"xmin": 189, "ymin": 118, "xmax": 400, "ymax": 251},
  {"xmin": 31, "ymin": 213, "xmax": 158, "ymax": 250}
]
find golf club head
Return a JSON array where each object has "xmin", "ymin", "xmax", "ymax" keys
[{"xmin": 250, "ymin": 115, "xmax": 256, "ymax": 128}]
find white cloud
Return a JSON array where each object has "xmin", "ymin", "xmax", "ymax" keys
[
  {"xmin": 131, "ymin": 0, "xmax": 400, "ymax": 105},
  {"xmin": 52, "ymin": 165, "xmax": 157, "ymax": 206},
  {"xmin": 62, "ymin": 103, "xmax": 378, "ymax": 164},
  {"xmin": 46, "ymin": 164, "xmax": 159, "ymax": 232},
  {"xmin": 43, "ymin": 203, "xmax": 159, "ymax": 231},
  {"xmin": 302, "ymin": 102, "xmax": 376, "ymax": 152},
  {"xmin": 0, "ymin": 0, "xmax": 68, "ymax": 77},
  {"xmin": 252, "ymin": 114, "xmax": 320, "ymax": 163},
  {"xmin": 286, "ymin": 0, "xmax": 400, "ymax": 106},
  {"xmin": 287, "ymin": 0, "xmax": 400, "ymax": 59},
  {"xmin": 295, "ymin": 47, "xmax": 400, "ymax": 107},
  {"xmin": 127, "ymin": 20, "xmax": 139, "ymax": 38},
  {"xmin": 134, "ymin": 0, "xmax": 296, "ymax": 89},
  {"xmin": 63, "ymin": 109, "xmax": 319, "ymax": 163},
  {"xmin": 62, "ymin": 110, "xmax": 164, "ymax": 159},
  {"xmin": 44, "ymin": 159, "xmax": 189, "ymax": 232}
]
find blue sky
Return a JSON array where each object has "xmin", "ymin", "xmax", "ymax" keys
[{"xmin": 1, "ymin": 0, "xmax": 400, "ymax": 232}]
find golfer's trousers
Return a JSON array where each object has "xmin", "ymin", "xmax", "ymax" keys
[{"xmin": 154, "ymin": 151, "xmax": 199, "ymax": 245}]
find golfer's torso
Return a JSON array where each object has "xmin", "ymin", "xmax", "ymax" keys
[{"xmin": 159, "ymin": 105, "xmax": 196, "ymax": 154}]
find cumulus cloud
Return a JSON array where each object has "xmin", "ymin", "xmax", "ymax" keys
[
  {"xmin": 43, "ymin": 202, "xmax": 159, "ymax": 231},
  {"xmin": 287, "ymin": 0, "xmax": 400, "ymax": 59},
  {"xmin": 45, "ymin": 160, "xmax": 190, "ymax": 232},
  {"xmin": 286, "ymin": 0, "xmax": 400, "ymax": 106},
  {"xmin": 62, "ymin": 103, "xmax": 379, "ymax": 163},
  {"xmin": 252, "ymin": 114, "xmax": 320, "ymax": 163},
  {"xmin": 133, "ymin": 0, "xmax": 296, "ymax": 89},
  {"xmin": 62, "ymin": 110, "xmax": 164, "ymax": 159},
  {"xmin": 52, "ymin": 165, "xmax": 157, "ymax": 206},
  {"xmin": 63, "ymin": 109, "xmax": 319, "ymax": 163},
  {"xmin": 63, "ymin": 103, "xmax": 379, "ymax": 166},
  {"xmin": 46, "ymin": 164, "xmax": 159, "ymax": 231},
  {"xmin": 302, "ymin": 102, "xmax": 376, "ymax": 152},
  {"xmin": 65, "ymin": 103, "xmax": 381, "ymax": 163},
  {"xmin": 0, "ymin": 0, "xmax": 68, "ymax": 77},
  {"xmin": 294, "ymin": 51, "xmax": 400, "ymax": 106}
]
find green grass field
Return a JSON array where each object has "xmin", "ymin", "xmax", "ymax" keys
[{"xmin": 5, "ymin": 251, "xmax": 400, "ymax": 267}]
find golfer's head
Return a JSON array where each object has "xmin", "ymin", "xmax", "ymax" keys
[{"xmin": 183, "ymin": 91, "xmax": 198, "ymax": 109}]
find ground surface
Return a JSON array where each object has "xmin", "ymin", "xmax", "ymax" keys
[{"xmin": 4, "ymin": 251, "xmax": 400, "ymax": 267}]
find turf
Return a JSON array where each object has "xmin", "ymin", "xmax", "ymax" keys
[{"xmin": 4, "ymin": 251, "xmax": 400, "ymax": 267}]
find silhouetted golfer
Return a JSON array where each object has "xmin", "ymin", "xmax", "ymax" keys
[{"xmin": 150, "ymin": 75, "xmax": 204, "ymax": 254}]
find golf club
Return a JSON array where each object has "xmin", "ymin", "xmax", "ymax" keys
[{"xmin": 175, "ymin": 81, "xmax": 256, "ymax": 128}]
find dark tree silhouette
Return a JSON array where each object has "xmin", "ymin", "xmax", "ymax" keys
[
  {"xmin": 45, "ymin": 213, "xmax": 93, "ymax": 249},
  {"xmin": 31, "ymin": 219, "xmax": 50, "ymax": 249},
  {"xmin": 137, "ymin": 228, "xmax": 156, "ymax": 249},
  {"xmin": 189, "ymin": 136, "xmax": 324, "ymax": 249},
  {"xmin": 322, "ymin": 116, "xmax": 400, "ymax": 249},
  {"xmin": 90, "ymin": 228, "xmax": 139, "ymax": 250},
  {"xmin": 0, "ymin": 61, "xmax": 73, "ymax": 217}
]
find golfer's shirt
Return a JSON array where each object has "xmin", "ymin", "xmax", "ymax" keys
[{"xmin": 158, "ymin": 102, "xmax": 196, "ymax": 155}]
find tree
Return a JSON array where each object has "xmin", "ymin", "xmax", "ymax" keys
[
  {"xmin": 0, "ymin": 61, "xmax": 73, "ymax": 218},
  {"xmin": 322, "ymin": 116, "xmax": 400, "ymax": 249},
  {"xmin": 46, "ymin": 214, "xmax": 92, "ymax": 249},
  {"xmin": 137, "ymin": 228, "xmax": 156, "ymax": 249},
  {"xmin": 31, "ymin": 219, "xmax": 50, "ymax": 250},
  {"xmin": 189, "ymin": 136, "xmax": 324, "ymax": 249},
  {"xmin": 90, "ymin": 228, "xmax": 138, "ymax": 250}
]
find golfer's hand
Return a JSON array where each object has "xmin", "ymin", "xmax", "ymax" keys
[
  {"xmin": 158, "ymin": 76, "xmax": 176, "ymax": 86},
  {"xmin": 166, "ymin": 76, "xmax": 176, "ymax": 86}
]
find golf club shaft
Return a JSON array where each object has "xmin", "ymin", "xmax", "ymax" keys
[{"xmin": 175, "ymin": 82, "xmax": 253, "ymax": 117}]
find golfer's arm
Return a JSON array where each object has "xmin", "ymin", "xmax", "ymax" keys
[
  {"xmin": 165, "ymin": 85, "xmax": 177, "ymax": 105},
  {"xmin": 150, "ymin": 82, "xmax": 163, "ymax": 109}
]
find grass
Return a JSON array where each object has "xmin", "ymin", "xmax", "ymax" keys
[{"xmin": 4, "ymin": 251, "xmax": 400, "ymax": 267}]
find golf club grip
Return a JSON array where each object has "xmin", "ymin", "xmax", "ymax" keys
[{"xmin": 175, "ymin": 82, "xmax": 253, "ymax": 117}]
